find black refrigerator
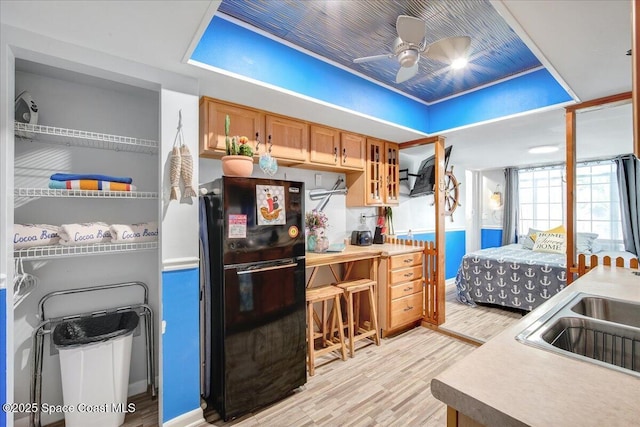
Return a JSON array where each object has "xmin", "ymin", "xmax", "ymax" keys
[{"xmin": 199, "ymin": 176, "xmax": 306, "ymax": 421}]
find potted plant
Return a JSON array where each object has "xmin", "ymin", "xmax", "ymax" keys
[{"xmin": 221, "ymin": 115, "xmax": 254, "ymax": 177}]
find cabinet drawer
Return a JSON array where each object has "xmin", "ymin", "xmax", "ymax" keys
[
  {"xmin": 389, "ymin": 252, "xmax": 422, "ymax": 269},
  {"xmin": 389, "ymin": 265, "xmax": 422, "ymax": 284},
  {"xmin": 390, "ymin": 278, "xmax": 422, "ymax": 300},
  {"xmin": 390, "ymin": 292, "xmax": 423, "ymax": 329}
]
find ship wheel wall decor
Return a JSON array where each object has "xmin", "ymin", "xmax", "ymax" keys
[{"xmin": 440, "ymin": 166, "xmax": 461, "ymax": 221}]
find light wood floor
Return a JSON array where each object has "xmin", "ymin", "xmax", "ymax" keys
[
  {"xmin": 438, "ymin": 284, "xmax": 524, "ymax": 344},
  {"xmin": 201, "ymin": 327, "xmax": 475, "ymax": 426},
  {"xmin": 46, "ymin": 286, "xmax": 522, "ymax": 427}
]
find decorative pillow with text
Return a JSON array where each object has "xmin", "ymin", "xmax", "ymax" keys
[{"xmin": 532, "ymin": 231, "xmax": 566, "ymax": 254}]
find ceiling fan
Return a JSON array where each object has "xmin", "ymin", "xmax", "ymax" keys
[{"xmin": 354, "ymin": 15, "xmax": 471, "ymax": 84}]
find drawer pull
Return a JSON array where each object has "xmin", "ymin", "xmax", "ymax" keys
[
  {"xmin": 403, "ymin": 258, "xmax": 412, "ymax": 263},
  {"xmin": 404, "ymin": 306, "xmax": 414, "ymax": 312},
  {"xmin": 403, "ymin": 286, "xmax": 413, "ymax": 291},
  {"xmin": 404, "ymin": 272, "xmax": 414, "ymax": 278}
]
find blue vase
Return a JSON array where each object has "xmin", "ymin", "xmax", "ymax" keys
[{"xmin": 307, "ymin": 233, "xmax": 317, "ymax": 252}]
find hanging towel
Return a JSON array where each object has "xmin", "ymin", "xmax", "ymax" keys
[
  {"xmin": 58, "ymin": 222, "xmax": 112, "ymax": 245},
  {"xmin": 110, "ymin": 222, "xmax": 158, "ymax": 243},
  {"xmin": 49, "ymin": 180, "xmax": 136, "ymax": 191},
  {"xmin": 50, "ymin": 173, "xmax": 133, "ymax": 184},
  {"xmin": 13, "ymin": 224, "xmax": 60, "ymax": 249}
]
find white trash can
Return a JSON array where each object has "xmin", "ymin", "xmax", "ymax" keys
[{"xmin": 53, "ymin": 311, "xmax": 139, "ymax": 427}]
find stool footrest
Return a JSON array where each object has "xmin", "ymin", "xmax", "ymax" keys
[{"xmin": 334, "ymin": 279, "xmax": 376, "ymax": 292}]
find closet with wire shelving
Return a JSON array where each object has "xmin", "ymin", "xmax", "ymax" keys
[{"xmin": 12, "ymin": 58, "xmax": 160, "ymax": 427}]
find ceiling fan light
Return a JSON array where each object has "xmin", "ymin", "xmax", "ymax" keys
[
  {"xmin": 451, "ymin": 57, "xmax": 468, "ymax": 70},
  {"xmin": 398, "ymin": 49, "xmax": 419, "ymax": 67}
]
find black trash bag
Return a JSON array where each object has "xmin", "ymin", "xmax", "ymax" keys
[{"xmin": 53, "ymin": 311, "xmax": 139, "ymax": 348}]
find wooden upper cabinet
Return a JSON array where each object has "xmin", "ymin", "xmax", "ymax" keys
[
  {"xmin": 365, "ymin": 138, "xmax": 384, "ymax": 205},
  {"xmin": 309, "ymin": 126, "xmax": 365, "ymax": 171},
  {"xmin": 200, "ymin": 97, "xmax": 264, "ymax": 157},
  {"xmin": 346, "ymin": 138, "xmax": 398, "ymax": 207},
  {"xmin": 340, "ymin": 132, "xmax": 365, "ymax": 169},
  {"xmin": 309, "ymin": 125, "xmax": 340, "ymax": 166},
  {"xmin": 265, "ymin": 115, "xmax": 308, "ymax": 162}
]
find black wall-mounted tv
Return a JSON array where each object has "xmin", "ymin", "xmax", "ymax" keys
[{"xmin": 409, "ymin": 146, "xmax": 453, "ymax": 198}]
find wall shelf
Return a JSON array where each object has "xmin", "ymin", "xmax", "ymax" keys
[
  {"xmin": 15, "ymin": 188, "xmax": 159, "ymax": 199},
  {"xmin": 14, "ymin": 122, "xmax": 158, "ymax": 154},
  {"xmin": 14, "ymin": 241, "xmax": 158, "ymax": 261}
]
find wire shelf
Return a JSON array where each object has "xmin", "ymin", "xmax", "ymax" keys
[
  {"xmin": 14, "ymin": 241, "xmax": 158, "ymax": 261},
  {"xmin": 15, "ymin": 188, "xmax": 159, "ymax": 199},
  {"xmin": 14, "ymin": 122, "xmax": 158, "ymax": 154}
]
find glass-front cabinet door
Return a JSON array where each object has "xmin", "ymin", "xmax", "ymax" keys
[
  {"xmin": 366, "ymin": 138, "xmax": 384, "ymax": 205},
  {"xmin": 385, "ymin": 142, "xmax": 399, "ymax": 206}
]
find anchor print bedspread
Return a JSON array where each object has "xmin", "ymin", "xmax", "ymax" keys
[{"xmin": 455, "ymin": 244, "xmax": 567, "ymax": 311}]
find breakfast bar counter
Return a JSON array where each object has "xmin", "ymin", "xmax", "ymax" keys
[
  {"xmin": 305, "ymin": 243, "xmax": 424, "ymax": 268},
  {"xmin": 431, "ymin": 266, "xmax": 640, "ymax": 427}
]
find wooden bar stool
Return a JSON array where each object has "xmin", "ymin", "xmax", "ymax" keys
[
  {"xmin": 334, "ymin": 279, "xmax": 380, "ymax": 357},
  {"xmin": 306, "ymin": 285, "xmax": 347, "ymax": 376}
]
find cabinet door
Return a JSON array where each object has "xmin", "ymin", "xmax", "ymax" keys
[
  {"xmin": 365, "ymin": 138, "xmax": 384, "ymax": 205},
  {"xmin": 265, "ymin": 115, "xmax": 308, "ymax": 162},
  {"xmin": 385, "ymin": 142, "xmax": 399, "ymax": 205},
  {"xmin": 309, "ymin": 125, "xmax": 339, "ymax": 166},
  {"xmin": 200, "ymin": 98, "xmax": 264, "ymax": 156},
  {"xmin": 340, "ymin": 132, "xmax": 365, "ymax": 169}
]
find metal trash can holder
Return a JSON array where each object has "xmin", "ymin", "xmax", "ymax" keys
[
  {"xmin": 53, "ymin": 311, "xmax": 139, "ymax": 427},
  {"xmin": 30, "ymin": 281, "xmax": 156, "ymax": 427}
]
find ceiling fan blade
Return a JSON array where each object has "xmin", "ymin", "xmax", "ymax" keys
[
  {"xmin": 396, "ymin": 62, "xmax": 419, "ymax": 84},
  {"xmin": 425, "ymin": 36, "xmax": 471, "ymax": 64},
  {"xmin": 396, "ymin": 15, "xmax": 427, "ymax": 45},
  {"xmin": 354, "ymin": 53, "xmax": 394, "ymax": 64}
]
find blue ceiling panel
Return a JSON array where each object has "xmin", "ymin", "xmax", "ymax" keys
[
  {"xmin": 192, "ymin": 16, "xmax": 431, "ymax": 133},
  {"xmin": 216, "ymin": 0, "xmax": 543, "ymax": 104},
  {"xmin": 192, "ymin": 1, "xmax": 572, "ymax": 135}
]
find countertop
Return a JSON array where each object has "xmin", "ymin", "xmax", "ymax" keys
[
  {"xmin": 431, "ymin": 266, "xmax": 640, "ymax": 426},
  {"xmin": 305, "ymin": 243, "xmax": 422, "ymax": 267}
]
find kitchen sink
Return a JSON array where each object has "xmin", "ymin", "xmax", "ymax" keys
[
  {"xmin": 517, "ymin": 292, "xmax": 640, "ymax": 378},
  {"xmin": 571, "ymin": 296, "xmax": 640, "ymax": 329}
]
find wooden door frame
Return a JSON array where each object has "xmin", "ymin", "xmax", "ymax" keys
[
  {"xmin": 400, "ymin": 136, "xmax": 446, "ymax": 325},
  {"xmin": 565, "ymin": 92, "xmax": 632, "ymax": 282}
]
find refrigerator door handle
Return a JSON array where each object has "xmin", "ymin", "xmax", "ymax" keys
[{"xmin": 236, "ymin": 262, "xmax": 298, "ymax": 275}]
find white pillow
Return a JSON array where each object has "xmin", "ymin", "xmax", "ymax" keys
[{"xmin": 532, "ymin": 231, "xmax": 566, "ymax": 254}]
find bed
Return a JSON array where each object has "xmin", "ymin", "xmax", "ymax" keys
[{"xmin": 455, "ymin": 243, "xmax": 638, "ymax": 311}]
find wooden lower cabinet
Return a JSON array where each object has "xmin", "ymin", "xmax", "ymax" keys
[
  {"xmin": 447, "ymin": 407, "xmax": 486, "ymax": 427},
  {"xmin": 379, "ymin": 251, "xmax": 424, "ymax": 336}
]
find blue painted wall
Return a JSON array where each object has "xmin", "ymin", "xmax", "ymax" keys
[
  {"xmin": 192, "ymin": 17, "xmax": 571, "ymax": 135},
  {"xmin": 162, "ymin": 268, "xmax": 200, "ymax": 423},
  {"xmin": 398, "ymin": 230, "xmax": 466, "ymax": 279},
  {"xmin": 427, "ymin": 69, "xmax": 572, "ymax": 133},
  {"xmin": 481, "ymin": 228, "xmax": 503, "ymax": 249},
  {"xmin": 0, "ymin": 288, "xmax": 5, "ymax": 427}
]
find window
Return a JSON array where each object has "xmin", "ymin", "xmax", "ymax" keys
[
  {"xmin": 576, "ymin": 162, "xmax": 623, "ymax": 251},
  {"xmin": 517, "ymin": 162, "xmax": 623, "ymax": 251},
  {"xmin": 518, "ymin": 167, "xmax": 564, "ymax": 232}
]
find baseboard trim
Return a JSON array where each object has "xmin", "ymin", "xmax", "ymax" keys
[{"xmin": 163, "ymin": 408, "xmax": 204, "ymax": 427}]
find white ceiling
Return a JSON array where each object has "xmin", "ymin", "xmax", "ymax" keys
[{"xmin": 1, "ymin": 0, "xmax": 634, "ymax": 170}]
